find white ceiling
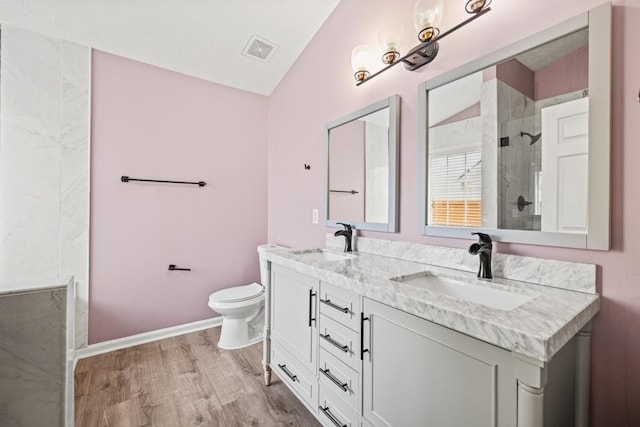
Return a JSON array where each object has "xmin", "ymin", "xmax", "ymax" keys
[{"xmin": 0, "ymin": 0, "xmax": 341, "ymax": 95}]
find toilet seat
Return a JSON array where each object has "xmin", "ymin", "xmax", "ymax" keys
[{"xmin": 209, "ymin": 282, "xmax": 264, "ymax": 304}]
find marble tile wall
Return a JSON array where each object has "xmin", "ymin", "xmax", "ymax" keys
[
  {"xmin": 481, "ymin": 78, "xmax": 498, "ymax": 228},
  {"xmin": 497, "ymin": 80, "xmax": 537, "ymax": 230},
  {"xmin": 326, "ymin": 234, "xmax": 596, "ymax": 294},
  {"xmin": 0, "ymin": 26, "xmax": 90, "ymax": 348},
  {"xmin": 364, "ymin": 121, "xmax": 389, "ymax": 223},
  {"xmin": 60, "ymin": 39, "xmax": 90, "ymax": 349},
  {"xmin": 0, "ymin": 286, "xmax": 67, "ymax": 427},
  {"xmin": 0, "ymin": 27, "xmax": 63, "ymax": 281}
]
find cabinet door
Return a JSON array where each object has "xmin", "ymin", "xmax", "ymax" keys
[
  {"xmin": 271, "ymin": 265, "xmax": 319, "ymax": 373},
  {"xmin": 362, "ymin": 298, "xmax": 516, "ymax": 427}
]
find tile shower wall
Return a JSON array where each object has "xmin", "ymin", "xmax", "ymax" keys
[
  {"xmin": 0, "ymin": 26, "xmax": 90, "ymax": 348},
  {"xmin": 480, "ymin": 78, "xmax": 498, "ymax": 229},
  {"xmin": 497, "ymin": 80, "xmax": 537, "ymax": 230}
]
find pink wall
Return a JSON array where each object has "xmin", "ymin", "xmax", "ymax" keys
[
  {"xmin": 496, "ymin": 58, "xmax": 535, "ymax": 99},
  {"xmin": 535, "ymin": 45, "xmax": 589, "ymax": 100},
  {"xmin": 90, "ymin": 51, "xmax": 268, "ymax": 343},
  {"xmin": 267, "ymin": 1, "xmax": 640, "ymax": 425}
]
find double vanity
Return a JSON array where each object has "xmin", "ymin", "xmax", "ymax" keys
[
  {"xmin": 259, "ymin": 236, "xmax": 599, "ymax": 427},
  {"xmin": 263, "ymin": 2, "xmax": 609, "ymax": 426}
]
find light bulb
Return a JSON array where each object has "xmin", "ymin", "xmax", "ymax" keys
[
  {"xmin": 413, "ymin": 0, "xmax": 444, "ymax": 42},
  {"xmin": 378, "ymin": 24, "xmax": 405, "ymax": 64},
  {"xmin": 351, "ymin": 45, "xmax": 374, "ymax": 82},
  {"xmin": 465, "ymin": 0, "xmax": 489, "ymax": 14}
]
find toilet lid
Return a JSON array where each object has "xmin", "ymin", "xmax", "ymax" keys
[{"xmin": 209, "ymin": 282, "xmax": 264, "ymax": 304}]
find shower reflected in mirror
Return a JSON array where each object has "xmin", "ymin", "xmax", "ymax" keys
[{"xmin": 520, "ymin": 131, "xmax": 541, "ymax": 145}]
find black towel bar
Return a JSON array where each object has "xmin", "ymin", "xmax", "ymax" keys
[
  {"xmin": 329, "ymin": 189, "xmax": 359, "ymax": 194},
  {"xmin": 121, "ymin": 176, "xmax": 206, "ymax": 187}
]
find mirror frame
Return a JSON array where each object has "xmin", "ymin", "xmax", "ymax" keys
[
  {"xmin": 325, "ymin": 94, "xmax": 400, "ymax": 232},
  {"xmin": 417, "ymin": 3, "xmax": 611, "ymax": 249}
]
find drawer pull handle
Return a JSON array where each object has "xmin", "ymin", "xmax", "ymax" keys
[
  {"xmin": 319, "ymin": 405, "xmax": 347, "ymax": 427},
  {"xmin": 361, "ymin": 312, "xmax": 370, "ymax": 361},
  {"xmin": 320, "ymin": 333, "xmax": 349, "ymax": 353},
  {"xmin": 277, "ymin": 364, "xmax": 298, "ymax": 382},
  {"xmin": 308, "ymin": 289, "xmax": 317, "ymax": 327},
  {"xmin": 320, "ymin": 298, "xmax": 350, "ymax": 313},
  {"xmin": 319, "ymin": 368, "xmax": 349, "ymax": 392}
]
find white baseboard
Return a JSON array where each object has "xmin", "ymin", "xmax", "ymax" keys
[{"xmin": 75, "ymin": 317, "xmax": 223, "ymax": 359}]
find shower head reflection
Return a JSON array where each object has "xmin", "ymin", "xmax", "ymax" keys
[{"xmin": 520, "ymin": 131, "xmax": 541, "ymax": 145}]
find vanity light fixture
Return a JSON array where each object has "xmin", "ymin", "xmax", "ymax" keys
[
  {"xmin": 379, "ymin": 24, "xmax": 405, "ymax": 65},
  {"xmin": 413, "ymin": 0, "xmax": 444, "ymax": 43},
  {"xmin": 351, "ymin": 0, "xmax": 492, "ymax": 85},
  {"xmin": 351, "ymin": 45, "xmax": 375, "ymax": 82}
]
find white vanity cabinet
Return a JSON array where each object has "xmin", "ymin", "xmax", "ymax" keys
[
  {"xmin": 265, "ymin": 263, "xmax": 587, "ymax": 427},
  {"xmin": 361, "ymin": 297, "xmax": 516, "ymax": 426},
  {"xmin": 269, "ymin": 264, "xmax": 319, "ymax": 410}
]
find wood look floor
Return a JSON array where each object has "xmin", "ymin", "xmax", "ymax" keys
[{"xmin": 75, "ymin": 328, "xmax": 320, "ymax": 426}]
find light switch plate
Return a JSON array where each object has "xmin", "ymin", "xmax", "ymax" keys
[{"xmin": 312, "ymin": 209, "xmax": 319, "ymax": 224}]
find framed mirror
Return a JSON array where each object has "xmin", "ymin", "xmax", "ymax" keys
[
  {"xmin": 418, "ymin": 3, "xmax": 611, "ymax": 249},
  {"xmin": 325, "ymin": 95, "xmax": 400, "ymax": 232}
]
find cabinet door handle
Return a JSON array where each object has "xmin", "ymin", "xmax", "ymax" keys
[
  {"xmin": 319, "ymin": 298, "xmax": 350, "ymax": 314},
  {"xmin": 319, "ymin": 368, "xmax": 349, "ymax": 392},
  {"xmin": 319, "ymin": 405, "xmax": 347, "ymax": 427},
  {"xmin": 320, "ymin": 333, "xmax": 349, "ymax": 353},
  {"xmin": 360, "ymin": 312, "xmax": 370, "ymax": 361},
  {"xmin": 277, "ymin": 364, "xmax": 298, "ymax": 382},
  {"xmin": 308, "ymin": 289, "xmax": 317, "ymax": 327}
]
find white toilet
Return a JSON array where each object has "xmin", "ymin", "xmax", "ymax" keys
[
  {"xmin": 208, "ymin": 282, "xmax": 265, "ymax": 349},
  {"xmin": 208, "ymin": 244, "xmax": 285, "ymax": 350}
]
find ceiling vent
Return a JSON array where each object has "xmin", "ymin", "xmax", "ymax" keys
[{"xmin": 242, "ymin": 35, "xmax": 278, "ymax": 62}]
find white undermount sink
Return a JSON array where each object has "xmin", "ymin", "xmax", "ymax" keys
[
  {"xmin": 392, "ymin": 273, "xmax": 534, "ymax": 311},
  {"xmin": 290, "ymin": 248, "xmax": 355, "ymax": 262}
]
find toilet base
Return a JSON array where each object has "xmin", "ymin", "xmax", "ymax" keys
[
  {"xmin": 217, "ymin": 309, "xmax": 264, "ymax": 350},
  {"xmin": 218, "ymin": 333, "xmax": 262, "ymax": 350}
]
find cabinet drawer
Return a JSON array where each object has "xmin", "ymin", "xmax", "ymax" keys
[
  {"xmin": 319, "ymin": 348, "xmax": 359, "ymax": 411},
  {"xmin": 318, "ymin": 384, "xmax": 359, "ymax": 427},
  {"xmin": 271, "ymin": 341, "xmax": 318, "ymax": 413},
  {"xmin": 319, "ymin": 315, "xmax": 360, "ymax": 372},
  {"xmin": 319, "ymin": 281, "xmax": 360, "ymax": 331}
]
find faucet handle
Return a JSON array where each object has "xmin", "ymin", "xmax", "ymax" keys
[
  {"xmin": 337, "ymin": 222, "xmax": 353, "ymax": 231},
  {"xmin": 471, "ymin": 232, "xmax": 492, "ymax": 244}
]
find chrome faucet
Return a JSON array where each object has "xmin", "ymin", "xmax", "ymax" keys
[
  {"xmin": 468, "ymin": 232, "xmax": 493, "ymax": 279},
  {"xmin": 334, "ymin": 223, "xmax": 353, "ymax": 252}
]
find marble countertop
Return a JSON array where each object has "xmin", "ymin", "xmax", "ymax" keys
[
  {"xmin": 260, "ymin": 247, "xmax": 599, "ymax": 362},
  {"xmin": 0, "ymin": 276, "xmax": 73, "ymax": 296}
]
